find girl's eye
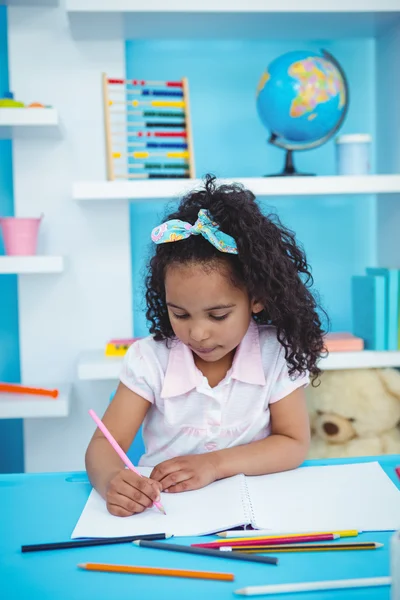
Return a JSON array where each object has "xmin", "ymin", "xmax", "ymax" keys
[
  {"xmin": 172, "ymin": 313, "xmax": 189, "ymax": 320},
  {"xmin": 210, "ymin": 314, "xmax": 229, "ymax": 321}
]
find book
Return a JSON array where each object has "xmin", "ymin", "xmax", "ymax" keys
[
  {"xmin": 105, "ymin": 338, "xmax": 140, "ymax": 357},
  {"xmin": 324, "ymin": 332, "xmax": 364, "ymax": 352},
  {"xmin": 351, "ymin": 275, "xmax": 386, "ymax": 350},
  {"xmin": 366, "ymin": 268, "xmax": 399, "ymax": 351},
  {"xmin": 71, "ymin": 462, "xmax": 400, "ymax": 539}
]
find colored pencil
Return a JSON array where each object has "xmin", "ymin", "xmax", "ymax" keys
[
  {"xmin": 217, "ymin": 529, "xmax": 360, "ymax": 539},
  {"xmin": 21, "ymin": 533, "xmax": 172, "ymax": 553},
  {"xmin": 225, "ymin": 542, "xmax": 383, "ymax": 553},
  {"xmin": 133, "ymin": 540, "xmax": 278, "ymax": 566},
  {"xmin": 193, "ymin": 534, "xmax": 339, "ymax": 549},
  {"xmin": 234, "ymin": 576, "xmax": 391, "ymax": 596},
  {"xmin": 0, "ymin": 383, "xmax": 58, "ymax": 398},
  {"xmin": 78, "ymin": 562, "xmax": 234, "ymax": 581},
  {"xmin": 88, "ymin": 409, "xmax": 166, "ymax": 515}
]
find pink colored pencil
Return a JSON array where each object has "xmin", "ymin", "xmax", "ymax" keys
[
  {"xmin": 192, "ymin": 534, "xmax": 339, "ymax": 549},
  {"xmin": 88, "ymin": 409, "xmax": 166, "ymax": 515}
]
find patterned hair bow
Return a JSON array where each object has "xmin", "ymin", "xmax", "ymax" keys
[{"xmin": 151, "ymin": 209, "xmax": 238, "ymax": 254}]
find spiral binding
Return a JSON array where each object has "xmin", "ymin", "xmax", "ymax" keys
[{"xmin": 240, "ymin": 475, "xmax": 257, "ymax": 528}]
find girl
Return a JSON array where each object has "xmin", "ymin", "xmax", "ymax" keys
[{"xmin": 86, "ymin": 175, "xmax": 326, "ymax": 517}]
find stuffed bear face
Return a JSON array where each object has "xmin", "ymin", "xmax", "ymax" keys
[
  {"xmin": 307, "ymin": 369, "xmax": 400, "ymax": 444},
  {"xmin": 312, "ymin": 411, "xmax": 356, "ymax": 444}
]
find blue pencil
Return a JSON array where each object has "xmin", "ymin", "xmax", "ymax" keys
[{"xmin": 133, "ymin": 540, "xmax": 278, "ymax": 565}]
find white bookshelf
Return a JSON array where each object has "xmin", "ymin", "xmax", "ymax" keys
[
  {"xmin": 321, "ymin": 351, "xmax": 400, "ymax": 371},
  {"xmin": 73, "ymin": 175, "xmax": 400, "ymax": 203},
  {"xmin": 65, "ymin": 2, "xmax": 398, "ymax": 39},
  {"xmin": 0, "ymin": 256, "xmax": 64, "ymax": 275},
  {"xmin": 77, "ymin": 351, "xmax": 122, "ymax": 381},
  {"xmin": 65, "ymin": 1, "xmax": 400, "ymax": 11},
  {"xmin": 0, "ymin": 108, "xmax": 58, "ymax": 127},
  {"xmin": 77, "ymin": 349, "xmax": 400, "ymax": 381},
  {"xmin": 0, "ymin": 0, "xmax": 57, "ymax": 5},
  {"xmin": 5, "ymin": 0, "xmax": 400, "ymax": 472},
  {"xmin": 0, "ymin": 385, "xmax": 70, "ymax": 419}
]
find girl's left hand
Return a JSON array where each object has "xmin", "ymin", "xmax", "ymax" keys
[{"xmin": 150, "ymin": 454, "xmax": 219, "ymax": 493}]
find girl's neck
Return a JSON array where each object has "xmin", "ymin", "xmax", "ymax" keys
[{"xmin": 193, "ymin": 349, "xmax": 236, "ymax": 388}]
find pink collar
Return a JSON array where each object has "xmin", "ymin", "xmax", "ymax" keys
[{"xmin": 161, "ymin": 320, "xmax": 266, "ymax": 398}]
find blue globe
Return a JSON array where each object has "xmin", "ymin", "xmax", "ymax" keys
[{"xmin": 256, "ymin": 50, "xmax": 348, "ymax": 147}]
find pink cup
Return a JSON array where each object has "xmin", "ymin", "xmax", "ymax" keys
[{"xmin": 0, "ymin": 216, "xmax": 43, "ymax": 256}]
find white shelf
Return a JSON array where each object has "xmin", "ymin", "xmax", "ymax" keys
[
  {"xmin": 65, "ymin": 2, "xmax": 399, "ymax": 39},
  {"xmin": 73, "ymin": 176, "xmax": 400, "ymax": 203},
  {"xmin": 0, "ymin": 256, "xmax": 64, "ymax": 275},
  {"xmin": 77, "ymin": 351, "xmax": 123, "ymax": 381},
  {"xmin": 0, "ymin": 108, "xmax": 58, "ymax": 127},
  {"xmin": 0, "ymin": 1, "xmax": 58, "ymax": 5},
  {"xmin": 77, "ymin": 349, "xmax": 400, "ymax": 381},
  {"xmin": 0, "ymin": 385, "xmax": 70, "ymax": 419},
  {"xmin": 321, "ymin": 351, "xmax": 400, "ymax": 371},
  {"xmin": 65, "ymin": 0, "xmax": 400, "ymax": 12}
]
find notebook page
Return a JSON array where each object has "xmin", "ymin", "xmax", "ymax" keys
[
  {"xmin": 245, "ymin": 462, "xmax": 400, "ymax": 534},
  {"xmin": 71, "ymin": 470, "xmax": 247, "ymax": 539}
]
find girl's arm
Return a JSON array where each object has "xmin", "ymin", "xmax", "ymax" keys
[
  {"xmin": 85, "ymin": 382, "xmax": 161, "ymax": 516},
  {"xmin": 213, "ymin": 387, "xmax": 310, "ymax": 478},
  {"xmin": 151, "ymin": 387, "xmax": 310, "ymax": 492}
]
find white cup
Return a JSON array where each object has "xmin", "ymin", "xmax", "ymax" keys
[{"xmin": 335, "ymin": 133, "xmax": 371, "ymax": 175}]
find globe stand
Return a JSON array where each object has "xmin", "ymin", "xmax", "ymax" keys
[{"xmin": 266, "ymin": 149, "xmax": 314, "ymax": 178}]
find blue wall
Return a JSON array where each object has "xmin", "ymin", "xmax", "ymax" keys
[
  {"xmin": 0, "ymin": 7, "xmax": 24, "ymax": 473},
  {"xmin": 126, "ymin": 38, "xmax": 377, "ymax": 337}
]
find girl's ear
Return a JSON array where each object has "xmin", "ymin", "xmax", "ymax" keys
[{"xmin": 251, "ymin": 300, "xmax": 264, "ymax": 314}]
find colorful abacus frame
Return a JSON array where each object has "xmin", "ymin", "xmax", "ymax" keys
[{"xmin": 102, "ymin": 73, "xmax": 195, "ymax": 181}]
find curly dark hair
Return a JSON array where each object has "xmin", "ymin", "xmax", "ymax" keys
[{"xmin": 145, "ymin": 175, "xmax": 328, "ymax": 383}]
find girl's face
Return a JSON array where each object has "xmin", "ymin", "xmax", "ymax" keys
[{"xmin": 165, "ymin": 261, "xmax": 263, "ymax": 363}]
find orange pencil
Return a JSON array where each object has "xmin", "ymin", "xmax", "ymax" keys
[
  {"xmin": 78, "ymin": 562, "xmax": 234, "ymax": 581},
  {"xmin": 0, "ymin": 383, "xmax": 59, "ymax": 398}
]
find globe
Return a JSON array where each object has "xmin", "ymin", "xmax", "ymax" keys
[{"xmin": 256, "ymin": 49, "xmax": 349, "ymax": 176}]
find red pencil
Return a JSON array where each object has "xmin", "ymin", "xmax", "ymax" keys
[{"xmin": 192, "ymin": 534, "xmax": 339, "ymax": 549}]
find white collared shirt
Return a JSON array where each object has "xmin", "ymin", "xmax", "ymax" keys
[{"xmin": 120, "ymin": 321, "xmax": 309, "ymax": 467}]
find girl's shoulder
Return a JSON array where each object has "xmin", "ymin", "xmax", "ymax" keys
[
  {"xmin": 256, "ymin": 324, "xmax": 289, "ymax": 369},
  {"xmin": 126, "ymin": 335, "xmax": 172, "ymax": 369},
  {"xmin": 257, "ymin": 324, "xmax": 283, "ymax": 351}
]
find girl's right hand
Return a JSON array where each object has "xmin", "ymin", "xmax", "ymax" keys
[{"xmin": 105, "ymin": 470, "xmax": 162, "ymax": 517}]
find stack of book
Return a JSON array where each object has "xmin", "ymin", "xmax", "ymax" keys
[
  {"xmin": 351, "ymin": 268, "xmax": 400, "ymax": 351},
  {"xmin": 323, "ymin": 332, "xmax": 364, "ymax": 353}
]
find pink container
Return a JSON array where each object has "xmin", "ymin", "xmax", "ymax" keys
[{"xmin": 0, "ymin": 216, "xmax": 42, "ymax": 256}]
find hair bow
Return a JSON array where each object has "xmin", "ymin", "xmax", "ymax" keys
[{"xmin": 151, "ymin": 209, "xmax": 238, "ymax": 254}]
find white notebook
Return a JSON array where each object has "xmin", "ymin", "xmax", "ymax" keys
[{"xmin": 71, "ymin": 461, "xmax": 400, "ymax": 539}]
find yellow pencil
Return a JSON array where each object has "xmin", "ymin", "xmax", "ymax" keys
[
  {"xmin": 228, "ymin": 542, "xmax": 382, "ymax": 553},
  {"xmin": 216, "ymin": 530, "xmax": 360, "ymax": 542}
]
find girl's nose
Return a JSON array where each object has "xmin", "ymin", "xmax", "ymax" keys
[{"xmin": 189, "ymin": 325, "xmax": 210, "ymax": 342}]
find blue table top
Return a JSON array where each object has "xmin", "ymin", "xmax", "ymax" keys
[{"xmin": 1, "ymin": 455, "xmax": 399, "ymax": 600}]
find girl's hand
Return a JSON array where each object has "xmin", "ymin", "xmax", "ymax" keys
[
  {"xmin": 150, "ymin": 454, "xmax": 219, "ymax": 493},
  {"xmin": 105, "ymin": 469, "xmax": 162, "ymax": 517}
]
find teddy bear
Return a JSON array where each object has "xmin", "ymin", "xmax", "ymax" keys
[{"xmin": 306, "ymin": 368, "xmax": 400, "ymax": 459}]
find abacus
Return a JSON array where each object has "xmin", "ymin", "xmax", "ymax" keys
[{"xmin": 102, "ymin": 73, "xmax": 195, "ymax": 181}]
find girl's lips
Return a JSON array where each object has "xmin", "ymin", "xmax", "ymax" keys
[{"xmin": 191, "ymin": 346, "xmax": 217, "ymax": 354}]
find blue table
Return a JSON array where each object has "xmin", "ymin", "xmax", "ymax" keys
[{"xmin": 1, "ymin": 456, "xmax": 398, "ymax": 600}]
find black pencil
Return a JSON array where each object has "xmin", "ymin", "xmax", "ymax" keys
[
  {"xmin": 21, "ymin": 533, "xmax": 172, "ymax": 553},
  {"xmin": 133, "ymin": 540, "xmax": 278, "ymax": 565}
]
